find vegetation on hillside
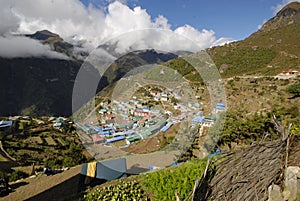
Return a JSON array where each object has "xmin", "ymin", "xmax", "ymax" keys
[
  {"xmin": 217, "ymin": 106, "xmax": 300, "ymax": 148},
  {"xmin": 211, "ymin": 47, "xmax": 277, "ymax": 77},
  {"xmin": 83, "ymin": 158, "xmax": 207, "ymax": 201},
  {"xmin": 206, "ymin": 3, "xmax": 300, "ymax": 77},
  {"xmin": 2, "ymin": 117, "xmax": 90, "ymax": 168},
  {"xmin": 164, "ymin": 58, "xmax": 202, "ymax": 82},
  {"xmin": 141, "ymin": 158, "xmax": 207, "ymax": 201},
  {"xmin": 287, "ymin": 82, "xmax": 300, "ymax": 97},
  {"xmin": 84, "ymin": 181, "xmax": 149, "ymax": 201}
]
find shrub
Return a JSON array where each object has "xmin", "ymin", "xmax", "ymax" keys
[
  {"xmin": 287, "ymin": 82, "xmax": 300, "ymax": 97},
  {"xmin": 8, "ymin": 170, "xmax": 29, "ymax": 182},
  {"xmin": 84, "ymin": 181, "xmax": 148, "ymax": 201}
]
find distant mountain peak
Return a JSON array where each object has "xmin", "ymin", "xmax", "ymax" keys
[
  {"xmin": 278, "ymin": 1, "xmax": 300, "ymax": 17},
  {"xmin": 25, "ymin": 30, "xmax": 79, "ymax": 59},
  {"xmin": 260, "ymin": 1, "xmax": 300, "ymax": 32},
  {"xmin": 27, "ymin": 30, "xmax": 61, "ymax": 41}
]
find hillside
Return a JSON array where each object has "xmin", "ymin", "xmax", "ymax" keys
[
  {"xmin": 207, "ymin": 1, "xmax": 300, "ymax": 77},
  {"xmin": 0, "ymin": 57, "xmax": 82, "ymax": 116},
  {"xmin": 97, "ymin": 49, "xmax": 177, "ymax": 91},
  {"xmin": 0, "ymin": 33, "xmax": 177, "ymax": 116}
]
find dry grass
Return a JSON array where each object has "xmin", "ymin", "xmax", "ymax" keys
[
  {"xmin": 44, "ymin": 137, "xmax": 57, "ymax": 146},
  {"xmin": 31, "ymin": 136, "xmax": 43, "ymax": 144}
]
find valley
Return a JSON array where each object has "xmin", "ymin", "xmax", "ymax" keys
[{"xmin": 1, "ymin": 1, "xmax": 300, "ymax": 201}]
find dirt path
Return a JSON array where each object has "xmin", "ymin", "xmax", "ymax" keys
[
  {"xmin": 2, "ymin": 166, "xmax": 82, "ymax": 201},
  {"xmin": 2, "ymin": 150, "xmax": 179, "ymax": 200},
  {"xmin": 0, "ymin": 141, "xmax": 16, "ymax": 161}
]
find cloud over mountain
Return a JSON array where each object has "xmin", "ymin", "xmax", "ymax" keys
[
  {"xmin": 0, "ymin": 36, "xmax": 70, "ymax": 59},
  {"xmin": 0, "ymin": 0, "xmax": 231, "ymax": 58}
]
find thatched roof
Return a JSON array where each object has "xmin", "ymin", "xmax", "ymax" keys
[{"xmin": 194, "ymin": 140, "xmax": 286, "ymax": 201}]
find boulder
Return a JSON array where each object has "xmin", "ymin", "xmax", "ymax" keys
[
  {"xmin": 268, "ymin": 184, "xmax": 283, "ymax": 201},
  {"xmin": 285, "ymin": 166, "xmax": 300, "ymax": 201}
]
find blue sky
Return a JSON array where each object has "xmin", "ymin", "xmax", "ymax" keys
[{"xmin": 80, "ymin": 0, "xmax": 291, "ymax": 40}]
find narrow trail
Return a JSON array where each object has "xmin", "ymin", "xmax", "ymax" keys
[
  {"xmin": 0, "ymin": 141, "xmax": 16, "ymax": 161},
  {"xmin": 2, "ymin": 166, "xmax": 82, "ymax": 201}
]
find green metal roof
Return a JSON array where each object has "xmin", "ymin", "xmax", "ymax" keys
[
  {"xmin": 126, "ymin": 134, "xmax": 141, "ymax": 142},
  {"xmin": 205, "ymin": 114, "xmax": 216, "ymax": 121}
]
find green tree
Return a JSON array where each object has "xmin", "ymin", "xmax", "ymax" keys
[
  {"xmin": 8, "ymin": 170, "xmax": 29, "ymax": 182},
  {"xmin": 170, "ymin": 97, "xmax": 178, "ymax": 104},
  {"xmin": 62, "ymin": 142, "xmax": 86, "ymax": 167}
]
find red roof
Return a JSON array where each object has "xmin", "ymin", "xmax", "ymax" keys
[
  {"xmin": 92, "ymin": 134, "xmax": 105, "ymax": 143},
  {"xmin": 282, "ymin": 69, "xmax": 294, "ymax": 73},
  {"xmin": 106, "ymin": 114, "xmax": 115, "ymax": 119}
]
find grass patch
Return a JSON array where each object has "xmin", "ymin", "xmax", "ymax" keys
[
  {"xmin": 84, "ymin": 180, "xmax": 149, "ymax": 201},
  {"xmin": 140, "ymin": 158, "xmax": 207, "ymax": 201},
  {"xmin": 31, "ymin": 136, "xmax": 43, "ymax": 144},
  {"xmin": 57, "ymin": 137, "xmax": 66, "ymax": 146},
  {"xmin": 0, "ymin": 154, "xmax": 8, "ymax": 162},
  {"xmin": 44, "ymin": 137, "xmax": 57, "ymax": 146}
]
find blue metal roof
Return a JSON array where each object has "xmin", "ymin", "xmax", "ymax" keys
[
  {"xmin": 106, "ymin": 135, "xmax": 125, "ymax": 143},
  {"xmin": 160, "ymin": 125, "xmax": 171, "ymax": 132},
  {"xmin": 192, "ymin": 116, "xmax": 205, "ymax": 123},
  {"xmin": 216, "ymin": 103, "xmax": 226, "ymax": 110},
  {"xmin": 98, "ymin": 130, "xmax": 115, "ymax": 135},
  {"xmin": 125, "ymin": 130, "xmax": 135, "ymax": 135},
  {"xmin": 0, "ymin": 120, "xmax": 13, "ymax": 128}
]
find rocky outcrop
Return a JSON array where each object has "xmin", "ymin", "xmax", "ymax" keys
[
  {"xmin": 268, "ymin": 184, "xmax": 284, "ymax": 201},
  {"xmin": 260, "ymin": 2, "xmax": 300, "ymax": 32},
  {"xmin": 268, "ymin": 166, "xmax": 300, "ymax": 201}
]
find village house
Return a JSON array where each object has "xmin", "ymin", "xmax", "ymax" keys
[
  {"xmin": 188, "ymin": 102, "xmax": 201, "ymax": 109},
  {"xmin": 0, "ymin": 120, "xmax": 13, "ymax": 132},
  {"xmin": 154, "ymin": 96, "xmax": 160, "ymax": 101},
  {"xmin": 192, "ymin": 116, "xmax": 205, "ymax": 124},
  {"xmin": 203, "ymin": 114, "xmax": 216, "ymax": 127},
  {"xmin": 99, "ymin": 108, "xmax": 107, "ymax": 115},
  {"xmin": 161, "ymin": 93, "xmax": 168, "ymax": 101},
  {"xmin": 173, "ymin": 105, "xmax": 179, "ymax": 110},
  {"xmin": 215, "ymin": 103, "xmax": 226, "ymax": 113},
  {"xmin": 150, "ymin": 90, "xmax": 160, "ymax": 97},
  {"xmin": 282, "ymin": 69, "xmax": 299, "ymax": 75},
  {"xmin": 92, "ymin": 134, "xmax": 105, "ymax": 144}
]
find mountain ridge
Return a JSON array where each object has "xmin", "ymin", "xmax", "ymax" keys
[
  {"xmin": 206, "ymin": 1, "xmax": 300, "ymax": 77},
  {"xmin": 0, "ymin": 45, "xmax": 177, "ymax": 116},
  {"xmin": 260, "ymin": 1, "xmax": 300, "ymax": 32},
  {"xmin": 1, "ymin": 2, "xmax": 300, "ymax": 115}
]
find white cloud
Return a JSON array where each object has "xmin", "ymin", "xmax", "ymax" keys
[
  {"xmin": 0, "ymin": 36, "xmax": 69, "ymax": 59},
  {"xmin": 0, "ymin": 0, "xmax": 231, "ymax": 58},
  {"xmin": 272, "ymin": 0, "xmax": 300, "ymax": 14},
  {"xmin": 0, "ymin": 6, "xmax": 20, "ymax": 35},
  {"xmin": 257, "ymin": 19, "xmax": 267, "ymax": 30},
  {"xmin": 213, "ymin": 37, "xmax": 235, "ymax": 47},
  {"xmin": 174, "ymin": 25, "xmax": 217, "ymax": 49}
]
